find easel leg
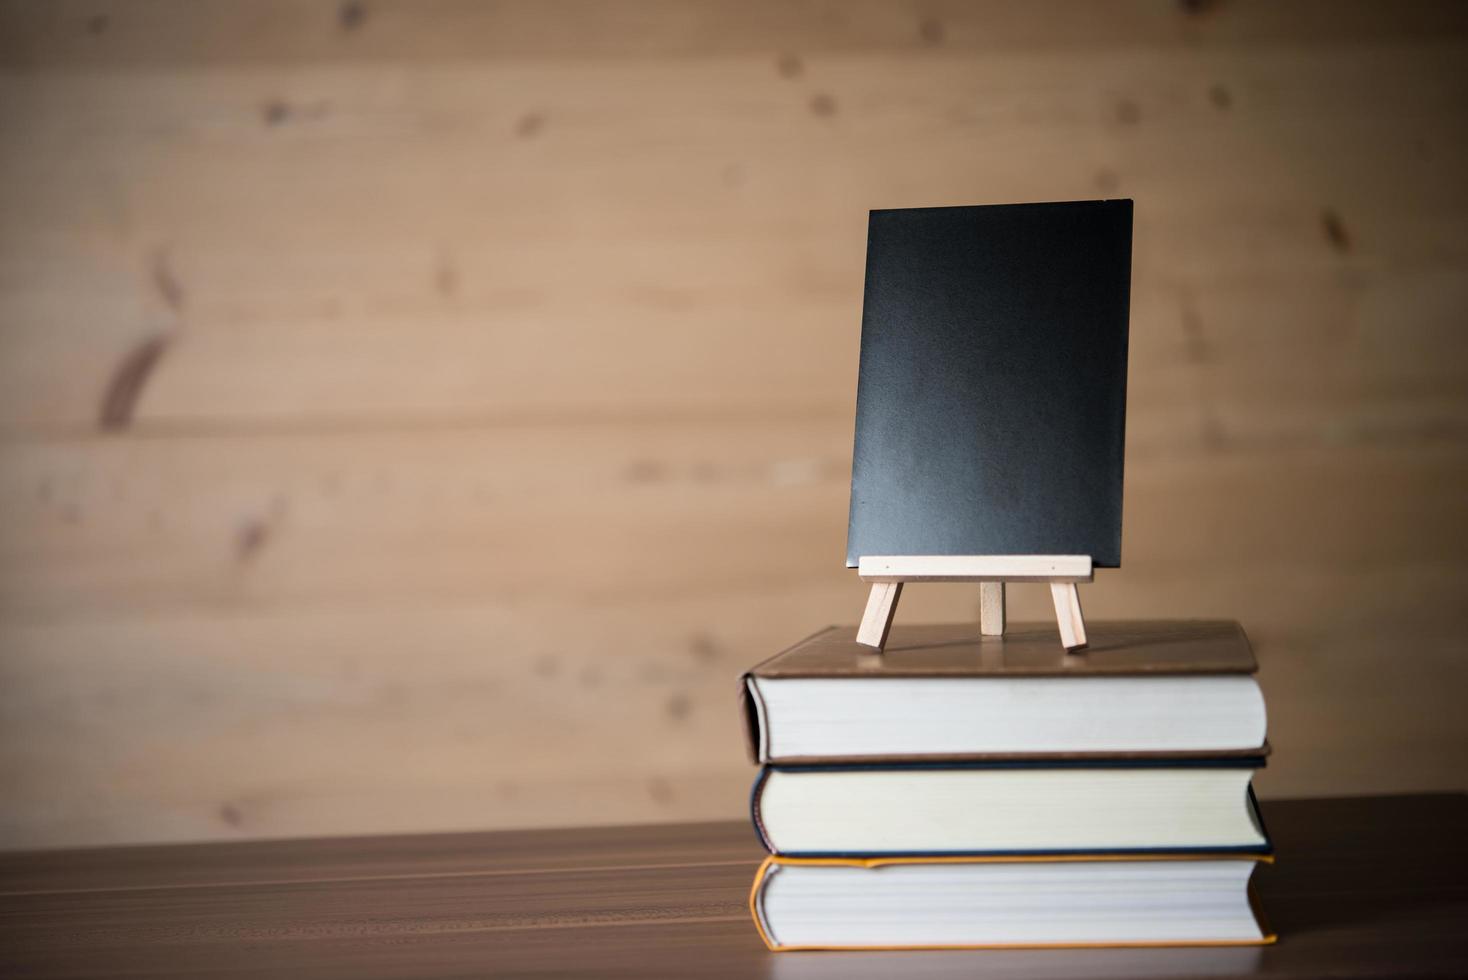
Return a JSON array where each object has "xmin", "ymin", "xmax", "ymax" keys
[
  {"xmin": 1049, "ymin": 582, "xmax": 1088, "ymax": 651},
  {"xmin": 979, "ymin": 582, "xmax": 1005, "ymax": 636},
  {"xmin": 857, "ymin": 582, "xmax": 903, "ymax": 650}
]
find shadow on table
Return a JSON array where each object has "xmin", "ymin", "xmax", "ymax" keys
[
  {"xmin": 1255, "ymin": 792, "xmax": 1467, "ymax": 935},
  {"xmin": 769, "ymin": 946, "xmax": 1261, "ymax": 980}
]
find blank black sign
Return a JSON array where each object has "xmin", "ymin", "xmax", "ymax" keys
[{"xmin": 846, "ymin": 200, "xmax": 1133, "ymax": 568}]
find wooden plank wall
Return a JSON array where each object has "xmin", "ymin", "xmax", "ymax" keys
[{"xmin": 0, "ymin": 0, "xmax": 1465, "ymax": 849}]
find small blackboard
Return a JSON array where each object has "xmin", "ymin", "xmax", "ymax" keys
[{"xmin": 846, "ymin": 200, "xmax": 1133, "ymax": 568}]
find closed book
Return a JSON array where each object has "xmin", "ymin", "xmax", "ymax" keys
[
  {"xmin": 741, "ymin": 620, "xmax": 1266, "ymax": 763},
  {"xmin": 750, "ymin": 853, "xmax": 1275, "ymax": 951},
  {"xmin": 750, "ymin": 760, "xmax": 1270, "ymax": 857}
]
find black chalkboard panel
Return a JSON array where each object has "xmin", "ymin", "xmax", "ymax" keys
[{"xmin": 846, "ymin": 200, "xmax": 1132, "ymax": 568}]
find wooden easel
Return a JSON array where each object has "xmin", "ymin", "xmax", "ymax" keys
[{"xmin": 856, "ymin": 555, "xmax": 1092, "ymax": 652}]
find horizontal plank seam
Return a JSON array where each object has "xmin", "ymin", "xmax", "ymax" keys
[
  {"xmin": 0, "ymin": 406, "xmax": 854, "ymax": 446},
  {"xmin": 2, "ymin": 914, "xmax": 755, "ymax": 944},
  {"xmin": 0, "ymin": 857, "xmax": 759, "ymax": 898}
]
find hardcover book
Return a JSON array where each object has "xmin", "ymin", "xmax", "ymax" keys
[
  {"xmin": 750, "ymin": 760, "xmax": 1271, "ymax": 856},
  {"xmin": 741, "ymin": 621, "xmax": 1267, "ymax": 763},
  {"xmin": 750, "ymin": 854, "xmax": 1275, "ymax": 951}
]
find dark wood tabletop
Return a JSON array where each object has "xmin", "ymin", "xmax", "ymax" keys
[{"xmin": 2, "ymin": 793, "xmax": 1464, "ymax": 978}]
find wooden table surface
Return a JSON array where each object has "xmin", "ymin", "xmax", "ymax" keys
[{"xmin": 2, "ymin": 793, "xmax": 1464, "ymax": 979}]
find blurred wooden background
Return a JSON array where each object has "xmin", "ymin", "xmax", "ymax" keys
[{"xmin": 1, "ymin": 0, "xmax": 1465, "ymax": 849}]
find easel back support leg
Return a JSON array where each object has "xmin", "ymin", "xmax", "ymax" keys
[
  {"xmin": 1049, "ymin": 581, "xmax": 1088, "ymax": 650},
  {"xmin": 857, "ymin": 581, "xmax": 903, "ymax": 650},
  {"xmin": 979, "ymin": 581, "xmax": 1005, "ymax": 636}
]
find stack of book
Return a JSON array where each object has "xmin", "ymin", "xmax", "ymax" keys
[{"xmin": 740, "ymin": 620, "xmax": 1275, "ymax": 951}]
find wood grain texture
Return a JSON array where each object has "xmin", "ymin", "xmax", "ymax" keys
[
  {"xmin": 1, "ymin": 795, "xmax": 1465, "ymax": 978},
  {"xmin": 1051, "ymin": 582, "xmax": 1088, "ymax": 650},
  {"xmin": 979, "ymin": 581, "xmax": 1004, "ymax": 636},
  {"xmin": 858, "ymin": 556, "xmax": 1093, "ymax": 583},
  {"xmin": 0, "ymin": 0, "xmax": 1466, "ymax": 846},
  {"xmin": 855, "ymin": 581, "xmax": 902, "ymax": 648}
]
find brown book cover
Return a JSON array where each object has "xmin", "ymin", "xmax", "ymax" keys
[{"xmin": 740, "ymin": 620, "xmax": 1265, "ymax": 763}]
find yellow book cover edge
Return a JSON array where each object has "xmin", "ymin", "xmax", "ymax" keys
[{"xmin": 748, "ymin": 852, "xmax": 1279, "ymax": 952}]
